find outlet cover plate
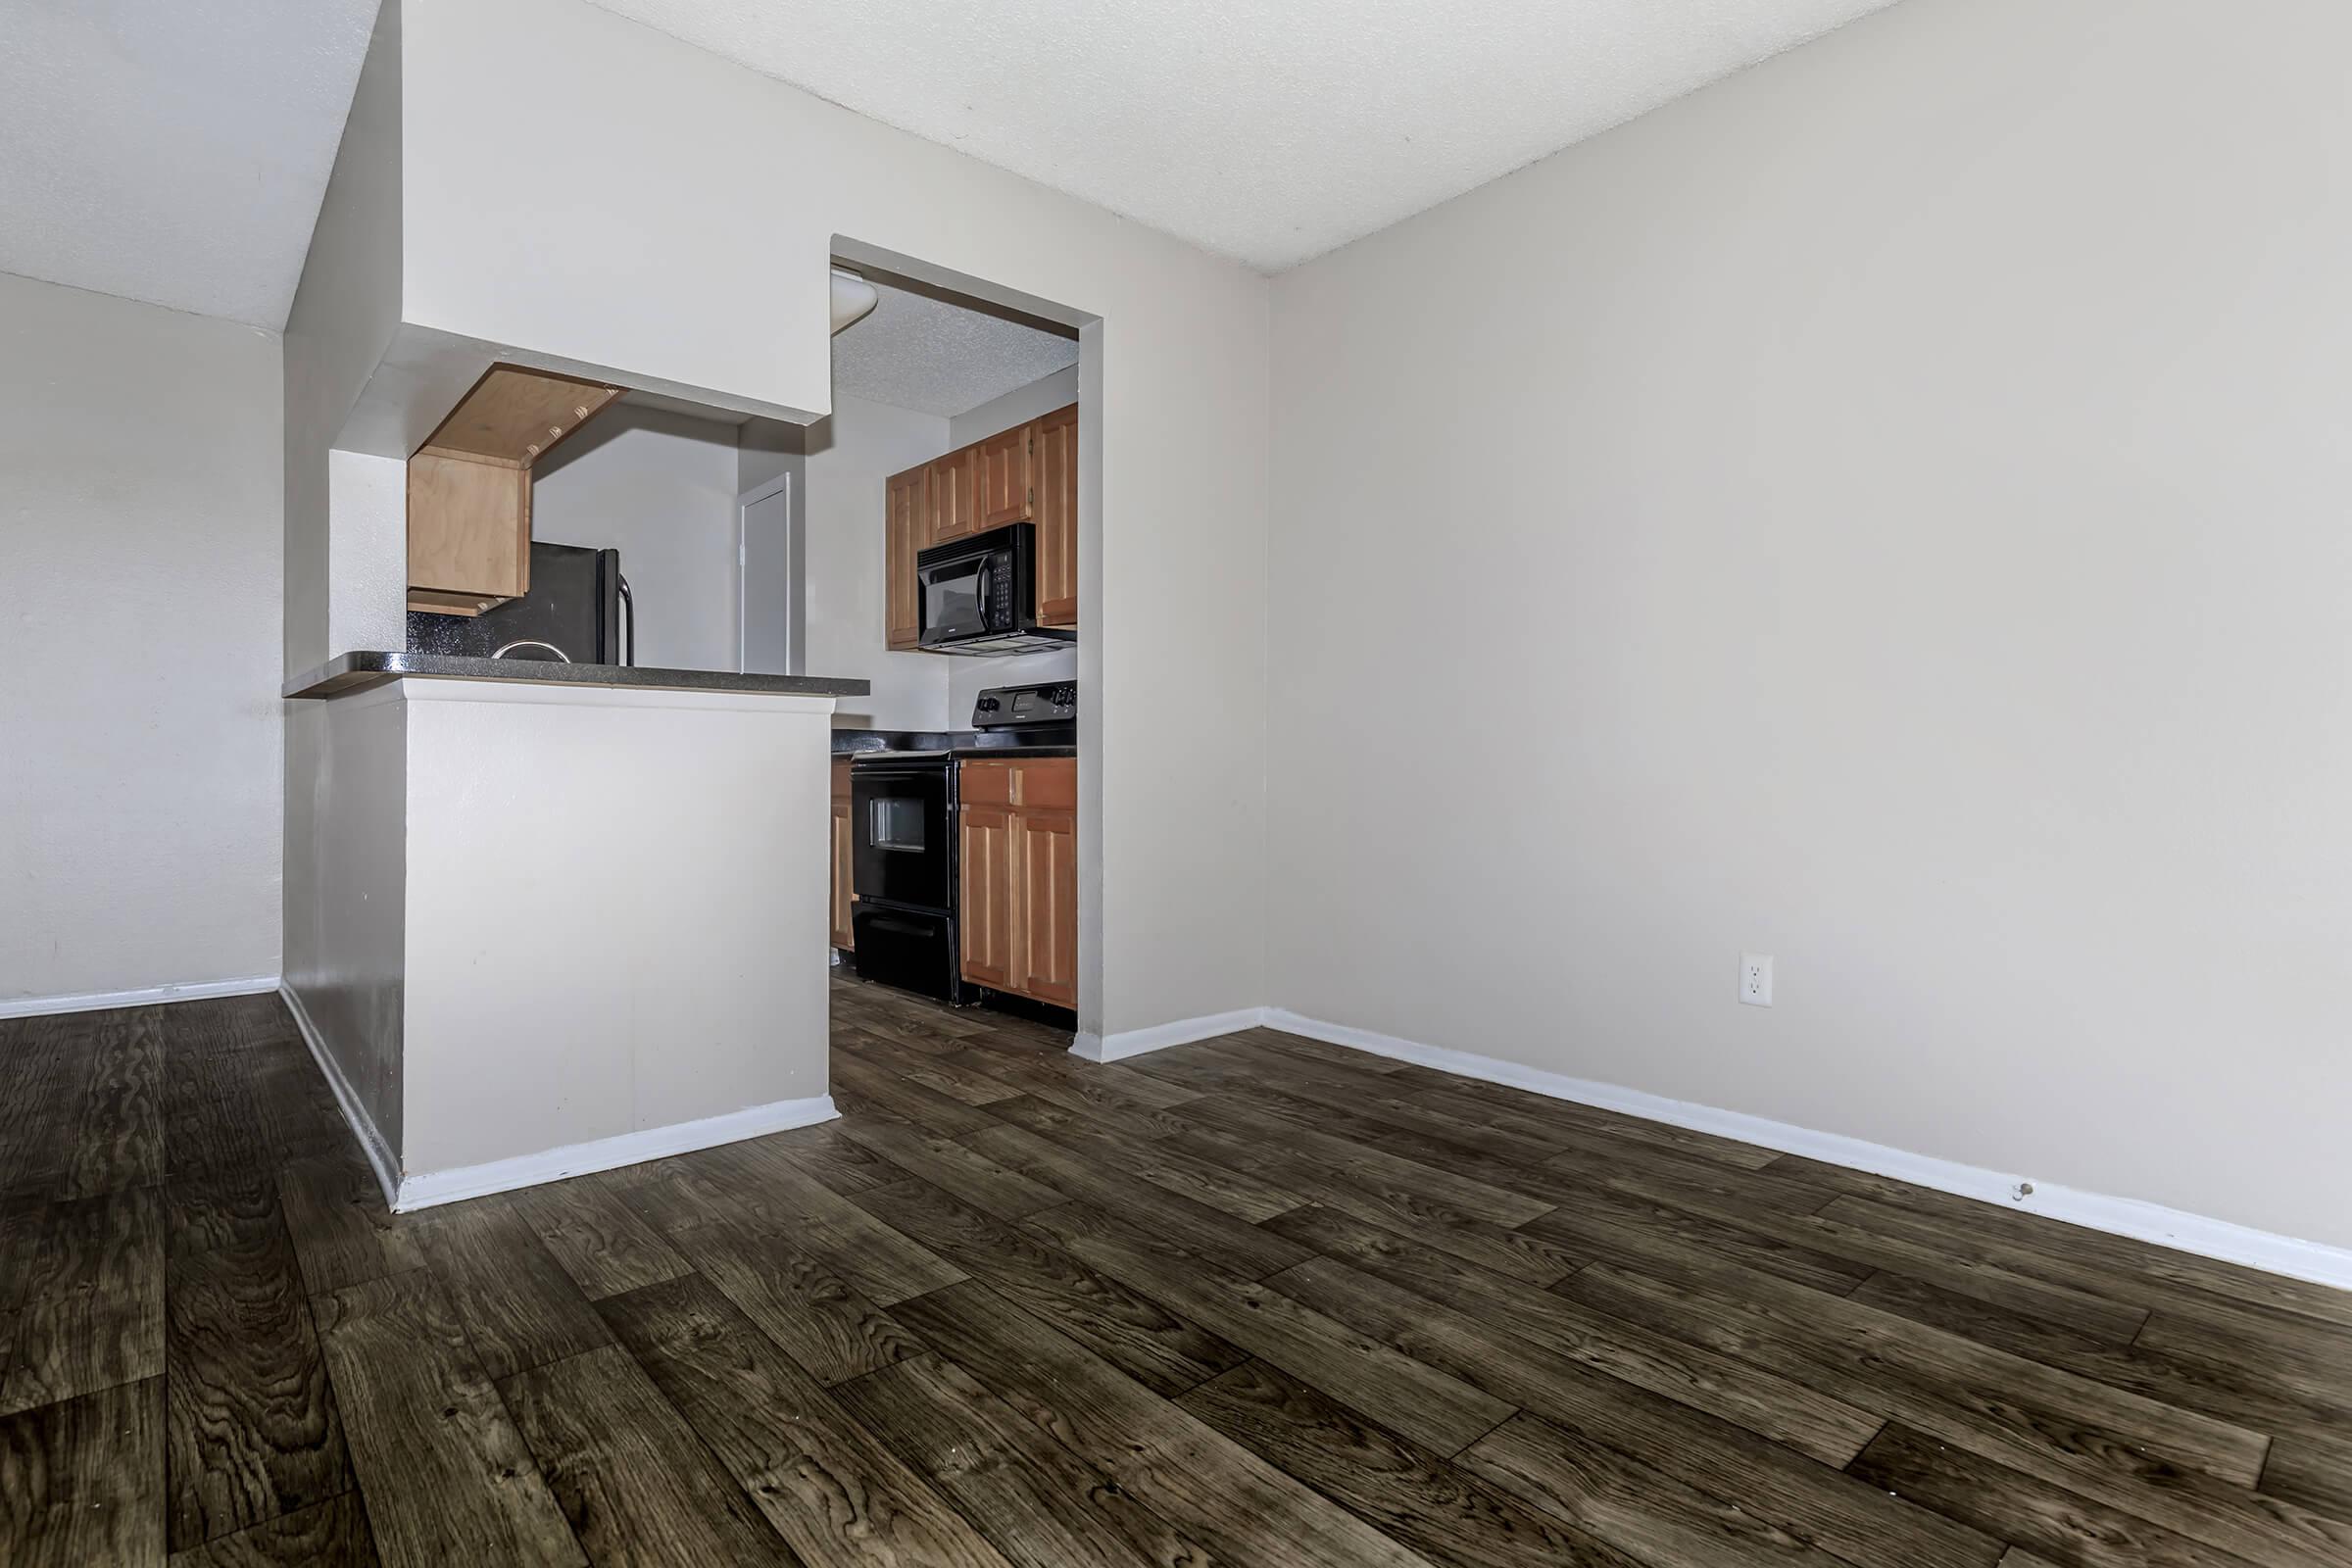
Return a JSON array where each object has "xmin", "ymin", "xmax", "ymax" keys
[{"xmin": 1740, "ymin": 954, "xmax": 1774, "ymax": 1006}]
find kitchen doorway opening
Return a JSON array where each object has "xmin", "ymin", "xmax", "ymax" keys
[{"xmin": 813, "ymin": 242, "xmax": 1102, "ymax": 1051}]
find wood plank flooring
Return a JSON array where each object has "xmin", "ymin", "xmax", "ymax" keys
[{"xmin": 2, "ymin": 979, "xmax": 2349, "ymax": 1566}]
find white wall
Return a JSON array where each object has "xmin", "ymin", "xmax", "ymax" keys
[
  {"xmin": 1269, "ymin": 0, "xmax": 2352, "ymax": 1249},
  {"xmin": 531, "ymin": 406, "xmax": 743, "ymax": 671},
  {"xmin": 0, "ymin": 272, "xmax": 283, "ymax": 1007},
  {"xmin": 946, "ymin": 365, "xmax": 1083, "ymax": 718},
  {"xmin": 805, "ymin": 394, "xmax": 955, "ymax": 730},
  {"xmin": 283, "ymin": 0, "xmax": 406, "ymax": 1106},
  {"xmin": 283, "ymin": 0, "xmax": 404, "ymax": 677},
  {"xmin": 292, "ymin": 685, "xmax": 407, "ymax": 1158},
  {"xmin": 400, "ymin": 682, "xmax": 833, "ymax": 1185},
  {"xmin": 738, "ymin": 416, "xmax": 801, "ymax": 498},
  {"xmin": 394, "ymin": 0, "xmax": 1272, "ymax": 1037}
]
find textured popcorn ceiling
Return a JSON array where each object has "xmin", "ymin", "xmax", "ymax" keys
[
  {"xmin": 831, "ymin": 279, "xmax": 1079, "ymax": 417},
  {"xmin": 589, "ymin": 0, "xmax": 1902, "ymax": 271},
  {"xmin": 0, "ymin": 0, "xmax": 380, "ymax": 327},
  {"xmin": 0, "ymin": 0, "xmax": 1903, "ymax": 329}
]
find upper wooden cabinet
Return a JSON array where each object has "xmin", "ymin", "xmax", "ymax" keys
[
  {"xmin": 882, "ymin": 402, "xmax": 1079, "ymax": 646},
  {"xmin": 1033, "ymin": 404, "xmax": 1078, "ymax": 629},
  {"xmin": 927, "ymin": 447, "xmax": 980, "ymax": 544},
  {"xmin": 976, "ymin": 423, "xmax": 1034, "ymax": 530},
  {"xmin": 407, "ymin": 456, "xmax": 533, "ymax": 617},
  {"xmin": 884, "ymin": 466, "xmax": 926, "ymax": 651},
  {"xmin": 406, "ymin": 366, "xmax": 619, "ymax": 616},
  {"xmin": 421, "ymin": 367, "xmax": 620, "ymax": 466}
]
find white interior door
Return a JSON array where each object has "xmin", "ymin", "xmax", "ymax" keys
[{"xmin": 737, "ymin": 474, "xmax": 800, "ymax": 675}]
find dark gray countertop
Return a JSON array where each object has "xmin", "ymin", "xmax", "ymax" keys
[
  {"xmin": 833, "ymin": 745, "xmax": 1077, "ymax": 761},
  {"xmin": 283, "ymin": 651, "xmax": 872, "ymax": 701},
  {"xmin": 831, "ymin": 726, "xmax": 1076, "ymax": 760}
]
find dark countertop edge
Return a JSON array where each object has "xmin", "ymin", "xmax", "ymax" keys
[
  {"xmin": 832, "ymin": 745, "xmax": 1077, "ymax": 760},
  {"xmin": 831, "ymin": 726, "xmax": 1077, "ymax": 757},
  {"xmin": 283, "ymin": 651, "xmax": 871, "ymax": 701}
]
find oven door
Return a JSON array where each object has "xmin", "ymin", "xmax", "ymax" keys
[{"xmin": 852, "ymin": 762, "xmax": 954, "ymax": 911}]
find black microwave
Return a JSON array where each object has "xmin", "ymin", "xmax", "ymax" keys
[{"xmin": 916, "ymin": 523, "xmax": 1077, "ymax": 656}]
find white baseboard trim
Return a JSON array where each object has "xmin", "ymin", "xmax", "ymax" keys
[
  {"xmin": 0, "ymin": 974, "xmax": 280, "ymax": 1021},
  {"xmin": 1072, "ymin": 1006, "xmax": 1270, "ymax": 1063},
  {"xmin": 392, "ymin": 1094, "xmax": 841, "ymax": 1212},
  {"xmin": 279, "ymin": 985, "xmax": 404, "ymax": 1210},
  {"xmin": 1259, "ymin": 1007, "xmax": 2352, "ymax": 1295}
]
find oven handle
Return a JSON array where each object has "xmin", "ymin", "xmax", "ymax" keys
[{"xmin": 860, "ymin": 912, "xmax": 936, "ymax": 939}]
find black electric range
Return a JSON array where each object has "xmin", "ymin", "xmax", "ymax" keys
[{"xmin": 843, "ymin": 680, "xmax": 1075, "ymax": 1004}]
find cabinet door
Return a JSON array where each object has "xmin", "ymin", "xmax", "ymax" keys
[
  {"xmin": 885, "ymin": 466, "xmax": 924, "ymax": 649},
  {"xmin": 408, "ymin": 453, "xmax": 531, "ymax": 615},
  {"xmin": 929, "ymin": 448, "xmax": 980, "ymax": 543},
  {"xmin": 1033, "ymin": 405, "xmax": 1078, "ymax": 628},
  {"xmin": 959, "ymin": 804, "xmax": 1016, "ymax": 988},
  {"xmin": 976, "ymin": 423, "xmax": 1035, "ymax": 529},
  {"xmin": 829, "ymin": 800, "xmax": 856, "ymax": 951},
  {"xmin": 1012, "ymin": 808, "xmax": 1077, "ymax": 1006}
]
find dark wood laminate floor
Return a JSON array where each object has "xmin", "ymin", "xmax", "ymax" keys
[{"xmin": 4, "ymin": 980, "xmax": 2350, "ymax": 1566}]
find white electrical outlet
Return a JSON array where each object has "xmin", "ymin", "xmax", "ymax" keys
[{"xmin": 1740, "ymin": 954, "xmax": 1774, "ymax": 1006}]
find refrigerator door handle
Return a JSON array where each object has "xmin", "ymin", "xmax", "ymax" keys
[{"xmin": 617, "ymin": 573, "xmax": 636, "ymax": 667}]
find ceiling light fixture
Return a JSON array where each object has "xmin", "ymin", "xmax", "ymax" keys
[{"xmin": 830, "ymin": 267, "xmax": 879, "ymax": 334}]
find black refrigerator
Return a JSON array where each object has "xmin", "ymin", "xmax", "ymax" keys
[{"xmin": 405, "ymin": 542, "xmax": 630, "ymax": 664}]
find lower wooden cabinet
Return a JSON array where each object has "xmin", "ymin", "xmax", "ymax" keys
[
  {"xmin": 829, "ymin": 760, "xmax": 856, "ymax": 951},
  {"xmin": 1011, "ymin": 808, "xmax": 1077, "ymax": 1005},
  {"xmin": 958, "ymin": 804, "xmax": 1016, "ymax": 988},
  {"xmin": 958, "ymin": 757, "xmax": 1077, "ymax": 1006}
]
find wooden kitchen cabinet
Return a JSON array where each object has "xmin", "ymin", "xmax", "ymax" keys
[
  {"xmin": 884, "ymin": 466, "xmax": 926, "ymax": 650},
  {"xmin": 927, "ymin": 447, "xmax": 981, "ymax": 543},
  {"xmin": 830, "ymin": 759, "xmax": 856, "ymax": 951},
  {"xmin": 1012, "ymin": 807, "xmax": 1077, "ymax": 1004},
  {"xmin": 1033, "ymin": 404, "xmax": 1078, "ymax": 628},
  {"xmin": 407, "ymin": 455, "xmax": 532, "ymax": 616},
  {"xmin": 958, "ymin": 803, "xmax": 1016, "ymax": 988},
  {"xmin": 976, "ymin": 422, "xmax": 1034, "ymax": 530},
  {"xmin": 957, "ymin": 757, "xmax": 1077, "ymax": 1006},
  {"xmin": 882, "ymin": 402, "xmax": 1080, "ymax": 647},
  {"xmin": 407, "ymin": 366, "xmax": 619, "ymax": 615}
]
